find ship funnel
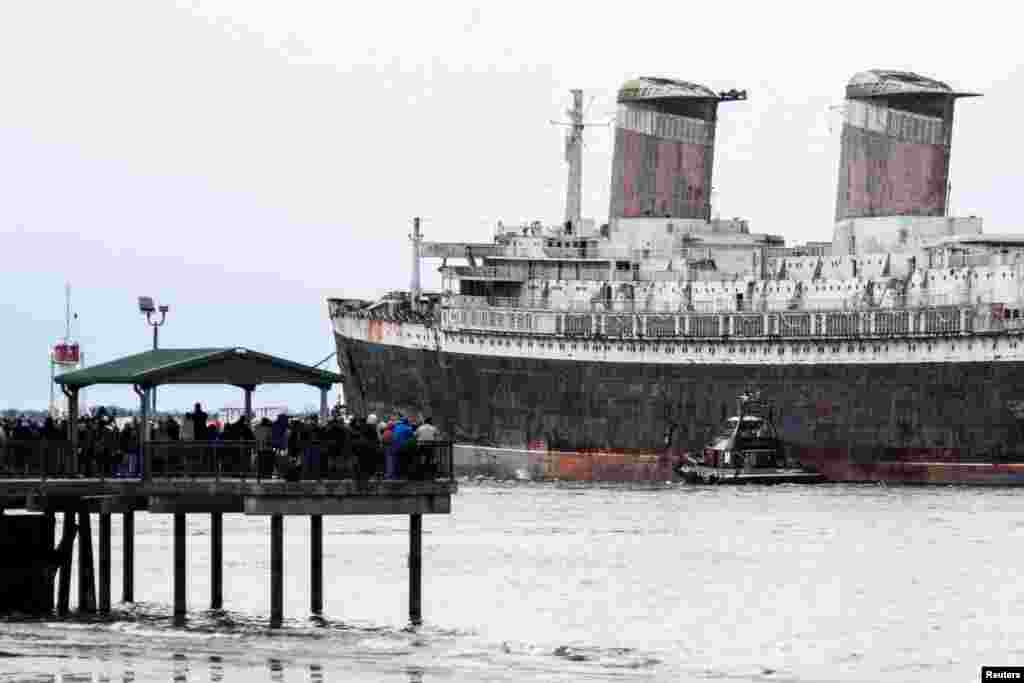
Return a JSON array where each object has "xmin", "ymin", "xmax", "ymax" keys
[
  {"xmin": 608, "ymin": 77, "xmax": 745, "ymax": 220},
  {"xmin": 834, "ymin": 69, "xmax": 979, "ymax": 222}
]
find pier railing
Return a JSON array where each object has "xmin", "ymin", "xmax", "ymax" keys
[
  {"xmin": 0, "ymin": 440, "xmax": 74, "ymax": 479},
  {"xmin": 0, "ymin": 439, "xmax": 455, "ymax": 483}
]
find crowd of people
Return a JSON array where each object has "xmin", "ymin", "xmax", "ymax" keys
[{"xmin": 0, "ymin": 404, "xmax": 447, "ymax": 481}]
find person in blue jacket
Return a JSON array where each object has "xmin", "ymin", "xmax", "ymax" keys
[{"xmin": 387, "ymin": 416, "xmax": 414, "ymax": 479}]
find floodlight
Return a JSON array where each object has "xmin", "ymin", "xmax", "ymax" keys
[
  {"xmin": 138, "ymin": 296, "xmax": 155, "ymax": 313},
  {"xmin": 158, "ymin": 304, "xmax": 170, "ymax": 314}
]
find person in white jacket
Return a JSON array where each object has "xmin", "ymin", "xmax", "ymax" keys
[{"xmin": 415, "ymin": 417, "xmax": 439, "ymax": 442}]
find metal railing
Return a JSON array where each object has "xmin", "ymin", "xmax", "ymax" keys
[
  {"xmin": 147, "ymin": 441, "xmax": 261, "ymax": 479},
  {"xmin": 0, "ymin": 441, "xmax": 75, "ymax": 479},
  {"xmin": 404, "ymin": 441, "xmax": 454, "ymax": 482},
  {"xmin": 437, "ymin": 302, "xmax": 1024, "ymax": 339},
  {"xmin": 0, "ymin": 439, "xmax": 455, "ymax": 483}
]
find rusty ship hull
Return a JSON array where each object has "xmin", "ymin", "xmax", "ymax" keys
[{"xmin": 333, "ymin": 323, "xmax": 1024, "ymax": 485}]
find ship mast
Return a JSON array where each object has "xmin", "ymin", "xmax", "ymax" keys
[
  {"xmin": 410, "ymin": 216, "xmax": 422, "ymax": 305},
  {"xmin": 563, "ymin": 89, "xmax": 584, "ymax": 232},
  {"xmin": 553, "ymin": 89, "xmax": 604, "ymax": 233}
]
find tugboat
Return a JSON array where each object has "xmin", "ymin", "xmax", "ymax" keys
[{"xmin": 675, "ymin": 392, "xmax": 826, "ymax": 485}]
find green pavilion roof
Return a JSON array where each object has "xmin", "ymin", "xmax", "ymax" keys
[{"xmin": 54, "ymin": 348, "xmax": 341, "ymax": 390}]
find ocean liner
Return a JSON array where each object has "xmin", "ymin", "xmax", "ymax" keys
[{"xmin": 330, "ymin": 71, "xmax": 1024, "ymax": 484}]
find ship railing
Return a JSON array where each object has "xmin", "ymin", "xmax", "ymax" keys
[
  {"xmin": 443, "ymin": 305, "xmax": 1024, "ymax": 338},
  {"xmin": 442, "ymin": 266, "xmax": 525, "ymax": 281}
]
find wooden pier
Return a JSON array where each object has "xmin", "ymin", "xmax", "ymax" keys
[
  {"xmin": 0, "ymin": 475, "xmax": 455, "ymax": 625},
  {"xmin": 0, "ymin": 346, "xmax": 456, "ymax": 625}
]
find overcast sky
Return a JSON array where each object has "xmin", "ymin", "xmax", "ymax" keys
[{"xmin": 2, "ymin": 1, "xmax": 1022, "ymax": 412}]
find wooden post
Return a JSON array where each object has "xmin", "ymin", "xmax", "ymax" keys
[
  {"xmin": 174, "ymin": 513, "xmax": 186, "ymax": 622},
  {"xmin": 67, "ymin": 389, "xmax": 79, "ymax": 475},
  {"xmin": 98, "ymin": 512, "xmax": 111, "ymax": 613},
  {"xmin": 57, "ymin": 512, "xmax": 75, "ymax": 615},
  {"xmin": 270, "ymin": 515, "xmax": 283, "ymax": 627},
  {"xmin": 409, "ymin": 513, "xmax": 422, "ymax": 625},
  {"xmin": 211, "ymin": 512, "xmax": 223, "ymax": 610},
  {"xmin": 122, "ymin": 510, "xmax": 134, "ymax": 603},
  {"xmin": 140, "ymin": 388, "xmax": 151, "ymax": 481},
  {"xmin": 77, "ymin": 509, "xmax": 96, "ymax": 612},
  {"xmin": 244, "ymin": 387, "xmax": 254, "ymax": 423},
  {"xmin": 319, "ymin": 387, "xmax": 329, "ymax": 425},
  {"xmin": 310, "ymin": 515, "xmax": 323, "ymax": 615},
  {"xmin": 43, "ymin": 512, "xmax": 55, "ymax": 612}
]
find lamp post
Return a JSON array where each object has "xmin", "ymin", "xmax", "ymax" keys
[{"xmin": 138, "ymin": 296, "xmax": 169, "ymax": 414}]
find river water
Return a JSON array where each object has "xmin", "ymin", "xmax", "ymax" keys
[{"xmin": 1, "ymin": 482, "xmax": 1022, "ymax": 682}]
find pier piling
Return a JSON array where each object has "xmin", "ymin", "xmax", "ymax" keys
[
  {"xmin": 211, "ymin": 512, "xmax": 223, "ymax": 610},
  {"xmin": 98, "ymin": 512, "xmax": 111, "ymax": 613},
  {"xmin": 173, "ymin": 513, "xmax": 186, "ymax": 622},
  {"xmin": 57, "ymin": 512, "xmax": 74, "ymax": 615},
  {"xmin": 270, "ymin": 515, "xmax": 283, "ymax": 627},
  {"xmin": 409, "ymin": 513, "xmax": 422, "ymax": 626},
  {"xmin": 122, "ymin": 510, "xmax": 133, "ymax": 603},
  {"xmin": 311, "ymin": 515, "xmax": 323, "ymax": 615},
  {"xmin": 77, "ymin": 509, "xmax": 96, "ymax": 612}
]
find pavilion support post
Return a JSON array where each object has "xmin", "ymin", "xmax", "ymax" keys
[
  {"xmin": 57, "ymin": 512, "xmax": 75, "ymax": 615},
  {"xmin": 270, "ymin": 515, "xmax": 283, "ymax": 628},
  {"xmin": 98, "ymin": 512, "xmax": 111, "ymax": 613},
  {"xmin": 409, "ymin": 513, "xmax": 422, "ymax": 626},
  {"xmin": 122, "ymin": 510, "xmax": 134, "ymax": 603},
  {"xmin": 310, "ymin": 515, "xmax": 323, "ymax": 615},
  {"xmin": 135, "ymin": 385, "xmax": 150, "ymax": 480},
  {"xmin": 211, "ymin": 512, "xmax": 223, "ymax": 610},
  {"xmin": 64, "ymin": 388, "xmax": 79, "ymax": 475},
  {"xmin": 244, "ymin": 387, "xmax": 254, "ymax": 423},
  {"xmin": 174, "ymin": 513, "xmax": 187, "ymax": 622},
  {"xmin": 77, "ymin": 508, "xmax": 96, "ymax": 613},
  {"xmin": 319, "ymin": 387, "xmax": 329, "ymax": 425}
]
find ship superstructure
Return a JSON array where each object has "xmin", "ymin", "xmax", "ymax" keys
[{"xmin": 330, "ymin": 71, "xmax": 1024, "ymax": 484}]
